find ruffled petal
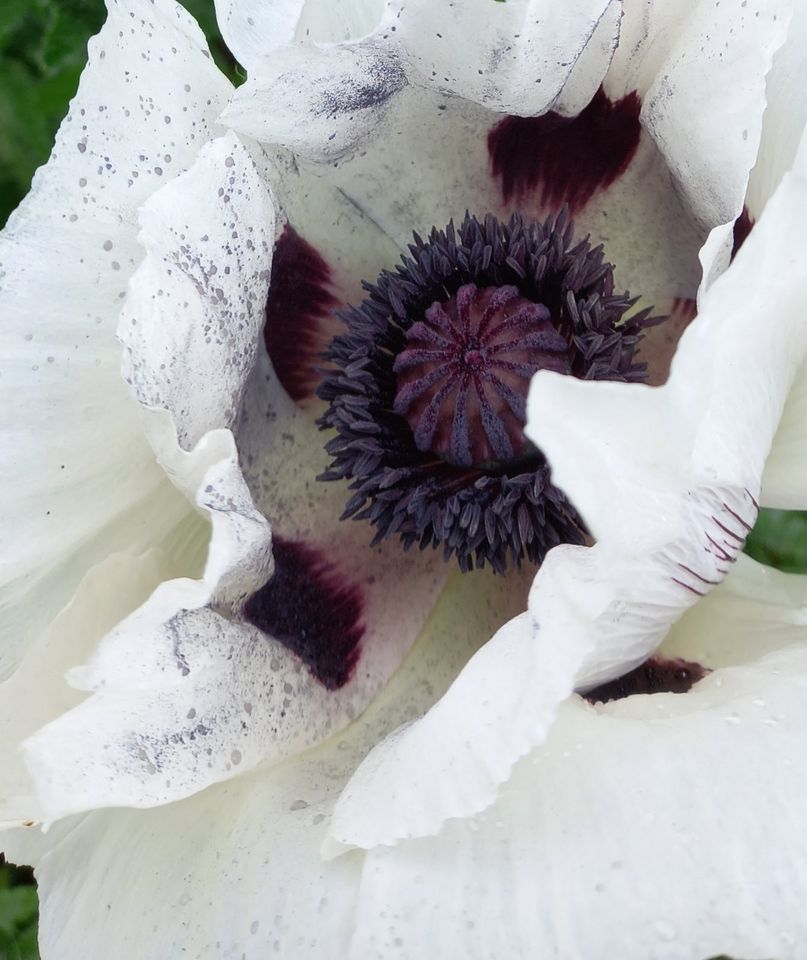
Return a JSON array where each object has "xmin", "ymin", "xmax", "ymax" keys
[
  {"xmin": 214, "ymin": 0, "xmax": 385, "ymax": 73},
  {"xmin": 24, "ymin": 406, "xmax": 533, "ymax": 821},
  {"xmin": 221, "ymin": 0, "xmax": 622, "ymax": 161},
  {"xmin": 326, "ymin": 528, "xmax": 712, "ymax": 850},
  {"xmin": 0, "ymin": 529, "xmax": 207, "ymax": 826},
  {"xmin": 393, "ymin": 0, "xmax": 617, "ymax": 115},
  {"xmin": 219, "ymin": 42, "xmax": 408, "ymax": 163},
  {"xmin": 0, "ymin": 0, "xmax": 231, "ymax": 676},
  {"xmin": 21, "ymin": 439, "xmax": 272, "ymax": 818},
  {"xmin": 2, "ymin": 565, "xmax": 526, "ymax": 959},
  {"xmin": 350, "ymin": 645, "xmax": 807, "ymax": 959},
  {"xmin": 214, "ymin": 0, "xmax": 305, "ymax": 72},
  {"xmin": 608, "ymin": 0, "xmax": 791, "ymax": 229},
  {"xmin": 661, "ymin": 552, "xmax": 807, "ymax": 669},
  {"xmin": 745, "ymin": 0, "xmax": 807, "ymax": 219},
  {"xmin": 119, "ymin": 132, "xmax": 276, "ymax": 449}
]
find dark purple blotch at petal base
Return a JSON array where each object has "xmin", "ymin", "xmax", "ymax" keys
[
  {"xmin": 264, "ymin": 224, "xmax": 340, "ymax": 403},
  {"xmin": 488, "ymin": 87, "xmax": 642, "ymax": 214},
  {"xmin": 731, "ymin": 206, "xmax": 755, "ymax": 261},
  {"xmin": 243, "ymin": 536, "xmax": 365, "ymax": 690},
  {"xmin": 585, "ymin": 656, "xmax": 709, "ymax": 705}
]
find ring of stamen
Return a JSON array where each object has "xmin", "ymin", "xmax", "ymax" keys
[{"xmin": 317, "ymin": 211, "xmax": 654, "ymax": 572}]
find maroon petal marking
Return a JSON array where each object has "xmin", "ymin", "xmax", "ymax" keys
[
  {"xmin": 731, "ymin": 205, "xmax": 754, "ymax": 261},
  {"xmin": 488, "ymin": 87, "xmax": 642, "ymax": 214},
  {"xmin": 264, "ymin": 224, "xmax": 340, "ymax": 403},
  {"xmin": 585, "ymin": 656, "xmax": 709, "ymax": 704},
  {"xmin": 243, "ymin": 536, "xmax": 364, "ymax": 690}
]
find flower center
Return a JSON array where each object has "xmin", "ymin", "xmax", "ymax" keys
[
  {"xmin": 317, "ymin": 211, "xmax": 655, "ymax": 572},
  {"xmin": 394, "ymin": 284, "xmax": 568, "ymax": 468}
]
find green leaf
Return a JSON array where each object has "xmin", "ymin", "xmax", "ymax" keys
[
  {"xmin": 744, "ymin": 508, "xmax": 807, "ymax": 573},
  {"xmin": 0, "ymin": 925, "xmax": 41, "ymax": 960},
  {"xmin": 0, "ymin": 884, "xmax": 39, "ymax": 960},
  {"xmin": 0, "ymin": 60, "xmax": 55, "ymax": 186},
  {"xmin": 0, "ymin": 886, "xmax": 38, "ymax": 935},
  {"xmin": 37, "ymin": 0, "xmax": 105, "ymax": 77},
  {"xmin": 0, "ymin": 0, "xmax": 29, "ymax": 48}
]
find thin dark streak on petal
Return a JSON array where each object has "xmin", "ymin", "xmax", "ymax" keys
[
  {"xmin": 744, "ymin": 487, "xmax": 760, "ymax": 511},
  {"xmin": 672, "ymin": 577, "xmax": 706, "ymax": 597},
  {"xmin": 722, "ymin": 502, "xmax": 753, "ymax": 532},
  {"xmin": 676, "ymin": 563, "xmax": 721, "ymax": 586},
  {"xmin": 705, "ymin": 534, "xmax": 734, "ymax": 563},
  {"xmin": 711, "ymin": 516, "xmax": 746, "ymax": 544}
]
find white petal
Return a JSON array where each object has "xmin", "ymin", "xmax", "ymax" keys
[
  {"xmin": 6, "ymin": 769, "xmax": 362, "ymax": 960},
  {"xmin": 119, "ymin": 132, "xmax": 276, "ymax": 449},
  {"xmin": 294, "ymin": 0, "xmax": 385, "ymax": 44},
  {"xmin": 243, "ymin": 84, "xmax": 701, "ymax": 347},
  {"xmin": 0, "ymin": 0, "xmax": 231, "ymax": 676},
  {"xmin": 22, "ymin": 438, "xmax": 274, "ymax": 818},
  {"xmin": 550, "ymin": 0, "xmax": 622, "ymax": 116},
  {"xmin": 747, "ymin": 0, "xmax": 807, "ymax": 219},
  {"xmin": 393, "ymin": 0, "xmax": 616, "ymax": 115},
  {"xmin": 27, "ymin": 94, "xmax": 478, "ymax": 820},
  {"xmin": 0, "ymin": 532, "xmax": 207, "ymax": 827},
  {"xmin": 270, "ymin": 89, "xmax": 499, "ymax": 248},
  {"xmin": 326, "ymin": 598, "xmax": 572, "ymax": 852},
  {"xmin": 3, "ymin": 565, "xmax": 525, "ymax": 960},
  {"xmin": 610, "ymin": 0, "xmax": 791, "ymax": 229},
  {"xmin": 214, "ymin": 0, "xmax": 305, "ymax": 72},
  {"xmin": 351, "ymin": 646, "xmax": 807, "ymax": 959},
  {"xmin": 219, "ymin": 42, "xmax": 407, "ymax": 163},
  {"xmin": 661, "ymin": 552, "xmax": 807, "ymax": 669},
  {"xmin": 326, "ymin": 529, "xmax": 710, "ymax": 851},
  {"xmin": 222, "ymin": 13, "xmax": 704, "ymax": 333},
  {"xmin": 762, "ymin": 366, "xmax": 807, "ymax": 509},
  {"xmin": 215, "ymin": 0, "xmax": 384, "ymax": 71}
]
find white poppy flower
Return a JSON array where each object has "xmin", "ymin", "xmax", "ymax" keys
[{"xmin": 1, "ymin": 0, "xmax": 806, "ymax": 957}]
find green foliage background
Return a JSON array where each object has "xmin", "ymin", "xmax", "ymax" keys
[
  {"xmin": 0, "ymin": 861, "xmax": 37, "ymax": 960},
  {"xmin": 0, "ymin": 1, "xmax": 803, "ymax": 956}
]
